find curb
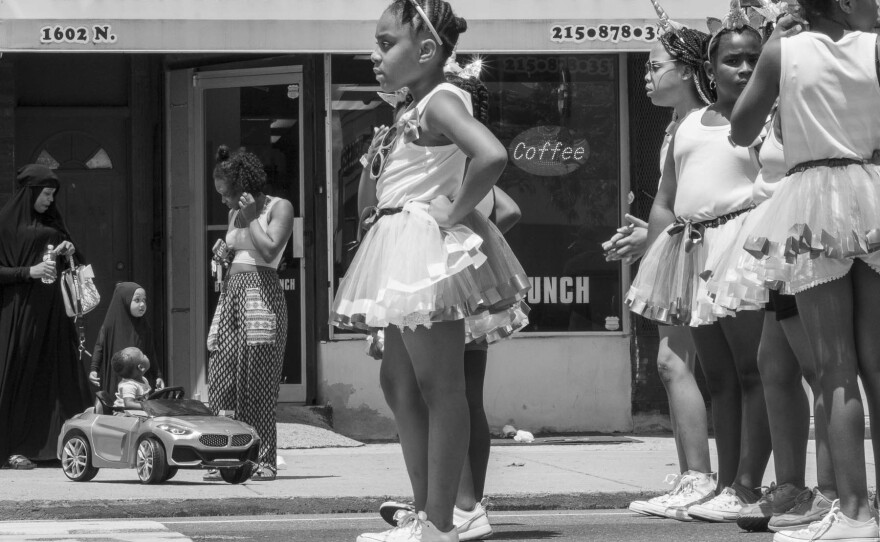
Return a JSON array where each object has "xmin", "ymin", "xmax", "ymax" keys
[{"xmin": 0, "ymin": 492, "xmax": 657, "ymax": 521}]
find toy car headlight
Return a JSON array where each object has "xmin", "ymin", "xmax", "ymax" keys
[{"xmin": 157, "ymin": 423, "xmax": 191, "ymax": 436}]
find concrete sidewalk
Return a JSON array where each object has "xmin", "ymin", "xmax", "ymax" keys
[{"xmin": 0, "ymin": 436, "xmax": 874, "ymax": 520}]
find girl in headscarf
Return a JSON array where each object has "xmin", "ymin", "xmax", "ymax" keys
[
  {"xmin": 89, "ymin": 282, "xmax": 165, "ymax": 396},
  {"xmin": 0, "ymin": 164, "xmax": 91, "ymax": 469}
]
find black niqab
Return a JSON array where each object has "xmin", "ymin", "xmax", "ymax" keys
[
  {"xmin": 0, "ymin": 164, "xmax": 90, "ymax": 462},
  {"xmin": 91, "ymin": 282, "xmax": 163, "ymax": 395}
]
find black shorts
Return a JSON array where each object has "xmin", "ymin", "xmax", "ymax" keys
[{"xmin": 766, "ymin": 289, "xmax": 798, "ymax": 321}]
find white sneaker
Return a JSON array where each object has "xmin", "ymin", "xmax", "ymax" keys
[
  {"xmin": 379, "ymin": 501, "xmax": 416, "ymax": 526},
  {"xmin": 688, "ymin": 485, "xmax": 755, "ymax": 523},
  {"xmin": 773, "ymin": 500, "xmax": 880, "ymax": 542},
  {"xmin": 454, "ymin": 499, "xmax": 492, "ymax": 541},
  {"xmin": 629, "ymin": 474, "xmax": 682, "ymax": 517},
  {"xmin": 358, "ymin": 511, "xmax": 459, "ymax": 542},
  {"xmin": 662, "ymin": 471, "xmax": 718, "ymax": 521}
]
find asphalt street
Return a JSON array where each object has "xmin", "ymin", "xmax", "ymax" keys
[{"xmin": 1, "ymin": 511, "xmax": 775, "ymax": 542}]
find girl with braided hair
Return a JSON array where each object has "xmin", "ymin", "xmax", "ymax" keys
[
  {"xmin": 205, "ymin": 145, "xmax": 294, "ymax": 482},
  {"xmin": 378, "ymin": 61, "xmax": 522, "ymax": 541},
  {"xmin": 610, "ymin": 23, "xmax": 716, "ymax": 521},
  {"xmin": 334, "ymin": 1, "xmax": 529, "ymax": 540},
  {"xmin": 732, "ymin": 0, "xmax": 880, "ymax": 539},
  {"xmin": 626, "ymin": 8, "xmax": 772, "ymax": 523}
]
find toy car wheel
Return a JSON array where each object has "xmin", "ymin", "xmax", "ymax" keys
[
  {"xmin": 61, "ymin": 433, "xmax": 99, "ymax": 482},
  {"xmin": 220, "ymin": 463, "xmax": 254, "ymax": 484},
  {"xmin": 163, "ymin": 467, "xmax": 178, "ymax": 482},
  {"xmin": 136, "ymin": 437, "xmax": 168, "ymax": 484}
]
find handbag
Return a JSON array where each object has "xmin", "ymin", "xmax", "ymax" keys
[{"xmin": 61, "ymin": 256, "xmax": 101, "ymax": 317}]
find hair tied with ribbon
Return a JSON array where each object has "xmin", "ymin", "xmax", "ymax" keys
[{"xmin": 444, "ymin": 52, "xmax": 484, "ymax": 81}]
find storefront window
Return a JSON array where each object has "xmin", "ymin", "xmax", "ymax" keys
[{"xmin": 329, "ymin": 54, "xmax": 622, "ymax": 334}]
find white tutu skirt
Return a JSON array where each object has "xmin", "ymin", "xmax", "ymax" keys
[
  {"xmin": 700, "ymin": 209, "xmax": 767, "ymax": 316},
  {"xmin": 625, "ymin": 220, "xmax": 736, "ymax": 326},
  {"xmin": 330, "ymin": 201, "xmax": 530, "ymax": 344},
  {"xmin": 741, "ymin": 163, "xmax": 880, "ymax": 294}
]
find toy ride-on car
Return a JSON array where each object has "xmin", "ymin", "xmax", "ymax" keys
[{"xmin": 57, "ymin": 386, "xmax": 261, "ymax": 484}]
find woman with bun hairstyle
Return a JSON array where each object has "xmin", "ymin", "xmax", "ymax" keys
[{"xmin": 205, "ymin": 146, "xmax": 294, "ymax": 481}]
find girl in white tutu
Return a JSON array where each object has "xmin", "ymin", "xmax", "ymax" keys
[
  {"xmin": 331, "ymin": 1, "xmax": 528, "ymax": 541},
  {"xmin": 626, "ymin": 10, "xmax": 771, "ymax": 522},
  {"xmin": 709, "ymin": 105, "xmax": 836, "ymax": 532},
  {"xmin": 609, "ymin": 9, "xmax": 715, "ymax": 520},
  {"xmin": 731, "ymin": 0, "xmax": 880, "ymax": 539}
]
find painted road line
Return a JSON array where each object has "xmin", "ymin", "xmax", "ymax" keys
[
  {"xmin": 0, "ymin": 520, "xmax": 191, "ymax": 541},
  {"xmin": 162, "ymin": 511, "xmax": 634, "ymax": 525}
]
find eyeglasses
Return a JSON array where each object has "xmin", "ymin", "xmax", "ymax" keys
[
  {"xmin": 645, "ymin": 59, "xmax": 678, "ymax": 73},
  {"xmin": 369, "ymin": 125, "xmax": 400, "ymax": 180},
  {"xmin": 408, "ymin": 0, "xmax": 443, "ymax": 46}
]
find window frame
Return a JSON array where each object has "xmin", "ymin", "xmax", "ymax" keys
[{"xmin": 323, "ymin": 53, "xmax": 632, "ymax": 340}]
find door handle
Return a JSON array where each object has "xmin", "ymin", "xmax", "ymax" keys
[{"xmin": 291, "ymin": 217, "xmax": 304, "ymax": 259}]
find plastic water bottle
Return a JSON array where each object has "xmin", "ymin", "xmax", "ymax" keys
[{"xmin": 41, "ymin": 244, "xmax": 56, "ymax": 284}]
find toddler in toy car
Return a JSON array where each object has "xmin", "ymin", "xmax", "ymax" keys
[{"xmin": 111, "ymin": 347, "xmax": 152, "ymax": 411}]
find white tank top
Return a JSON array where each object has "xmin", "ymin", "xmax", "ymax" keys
[
  {"xmin": 779, "ymin": 32, "xmax": 880, "ymax": 167},
  {"xmin": 375, "ymin": 83, "xmax": 473, "ymax": 209},
  {"xmin": 656, "ymin": 119, "xmax": 678, "ymax": 188},
  {"xmin": 226, "ymin": 196, "xmax": 285, "ymax": 269},
  {"xmin": 672, "ymin": 107, "xmax": 757, "ymax": 221},
  {"xmin": 752, "ymin": 123, "xmax": 787, "ymax": 204}
]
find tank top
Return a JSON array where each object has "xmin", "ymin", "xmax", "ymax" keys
[
  {"xmin": 779, "ymin": 32, "xmax": 880, "ymax": 168},
  {"xmin": 656, "ymin": 119, "xmax": 678, "ymax": 188},
  {"xmin": 752, "ymin": 122, "xmax": 787, "ymax": 204},
  {"xmin": 375, "ymin": 83, "xmax": 473, "ymax": 209},
  {"xmin": 226, "ymin": 196, "xmax": 284, "ymax": 269},
  {"xmin": 672, "ymin": 107, "xmax": 757, "ymax": 221}
]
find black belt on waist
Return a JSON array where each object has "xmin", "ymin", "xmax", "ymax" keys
[
  {"xmin": 348, "ymin": 206, "xmax": 405, "ymax": 252},
  {"xmin": 670, "ymin": 206, "xmax": 752, "ymax": 233},
  {"xmin": 668, "ymin": 206, "xmax": 752, "ymax": 253},
  {"xmin": 787, "ymin": 158, "xmax": 867, "ymax": 176}
]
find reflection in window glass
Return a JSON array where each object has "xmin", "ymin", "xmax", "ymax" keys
[
  {"xmin": 487, "ymin": 55, "xmax": 622, "ymax": 332},
  {"xmin": 329, "ymin": 54, "xmax": 622, "ymax": 334}
]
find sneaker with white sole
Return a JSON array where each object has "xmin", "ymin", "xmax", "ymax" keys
[
  {"xmin": 454, "ymin": 499, "xmax": 492, "ymax": 541},
  {"xmin": 773, "ymin": 500, "xmax": 880, "ymax": 542},
  {"xmin": 687, "ymin": 484, "xmax": 757, "ymax": 523},
  {"xmin": 358, "ymin": 511, "xmax": 460, "ymax": 542},
  {"xmin": 380, "ymin": 501, "xmax": 416, "ymax": 527},
  {"xmin": 769, "ymin": 488, "xmax": 835, "ymax": 532},
  {"xmin": 629, "ymin": 474, "xmax": 683, "ymax": 517},
  {"xmin": 662, "ymin": 470, "xmax": 718, "ymax": 521},
  {"xmin": 737, "ymin": 483, "xmax": 806, "ymax": 532},
  {"xmin": 378, "ymin": 499, "xmax": 490, "ymax": 540}
]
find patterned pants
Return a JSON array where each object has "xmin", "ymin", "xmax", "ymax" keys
[{"xmin": 208, "ymin": 271, "xmax": 287, "ymax": 467}]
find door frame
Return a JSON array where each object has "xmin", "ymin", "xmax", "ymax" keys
[{"xmin": 191, "ymin": 65, "xmax": 308, "ymax": 403}]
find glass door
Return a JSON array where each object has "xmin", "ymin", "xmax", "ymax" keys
[{"xmin": 194, "ymin": 66, "xmax": 307, "ymax": 402}]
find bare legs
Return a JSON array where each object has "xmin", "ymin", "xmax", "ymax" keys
[
  {"xmin": 852, "ymin": 262, "xmax": 880, "ymax": 502},
  {"xmin": 758, "ymin": 312, "xmax": 810, "ymax": 489},
  {"xmin": 795, "ymin": 264, "xmax": 876, "ymax": 521},
  {"xmin": 456, "ymin": 348, "xmax": 490, "ymax": 512},
  {"xmin": 380, "ymin": 321, "xmax": 470, "ymax": 532},
  {"xmin": 690, "ymin": 311, "xmax": 771, "ymax": 490},
  {"xmin": 657, "ymin": 326, "xmax": 711, "ymax": 474}
]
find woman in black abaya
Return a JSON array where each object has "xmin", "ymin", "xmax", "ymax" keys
[{"xmin": 0, "ymin": 165, "xmax": 91, "ymax": 469}]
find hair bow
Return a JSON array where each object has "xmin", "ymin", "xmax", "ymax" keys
[
  {"xmin": 377, "ymin": 87, "xmax": 411, "ymax": 109},
  {"xmin": 444, "ymin": 53, "xmax": 484, "ymax": 81}
]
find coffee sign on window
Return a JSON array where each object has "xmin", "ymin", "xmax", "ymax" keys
[{"xmin": 508, "ymin": 126, "xmax": 590, "ymax": 177}]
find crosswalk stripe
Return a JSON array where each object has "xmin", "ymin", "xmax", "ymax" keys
[{"xmin": 0, "ymin": 520, "xmax": 192, "ymax": 541}]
